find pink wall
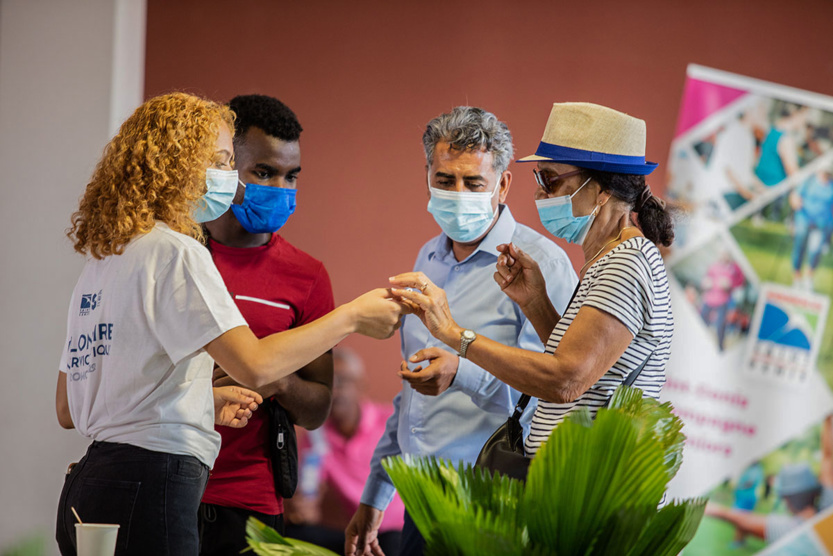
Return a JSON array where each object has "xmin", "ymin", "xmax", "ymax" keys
[{"xmin": 145, "ymin": 0, "xmax": 833, "ymax": 402}]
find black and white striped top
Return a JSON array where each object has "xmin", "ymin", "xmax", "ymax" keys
[{"xmin": 525, "ymin": 236, "xmax": 673, "ymax": 455}]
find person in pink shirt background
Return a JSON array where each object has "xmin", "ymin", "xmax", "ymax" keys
[
  {"xmin": 284, "ymin": 348, "xmax": 404, "ymax": 554},
  {"xmin": 700, "ymin": 251, "xmax": 746, "ymax": 351}
]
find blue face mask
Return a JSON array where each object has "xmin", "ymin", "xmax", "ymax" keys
[
  {"xmin": 194, "ymin": 168, "xmax": 238, "ymax": 223},
  {"xmin": 536, "ymin": 177, "xmax": 597, "ymax": 245},
  {"xmin": 427, "ymin": 179, "xmax": 501, "ymax": 243},
  {"xmin": 231, "ymin": 182, "xmax": 297, "ymax": 234}
]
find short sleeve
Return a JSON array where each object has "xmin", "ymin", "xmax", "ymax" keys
[
  {"xmin": 149, "ymin": 243, "xmax": 247, "ymax": 364},
  {"xmin": 582, "ymin": 246, "xmax": 653, "ymax": 338},
  {"xmin": 299, "ymin": 262, "xmax": 335, "ymax": 326}
]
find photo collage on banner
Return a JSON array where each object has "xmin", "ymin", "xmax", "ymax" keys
[{"xmin": 661, "ymin": 65, "xmax": 833, "ymax": 555}]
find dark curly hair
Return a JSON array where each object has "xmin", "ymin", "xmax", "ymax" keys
[
  {"xmin": 582, "ymin": 169, "xmax": 675, "ymax": 247},
  {"xmin": 228, "ymin": 94, "xmax": 303, "ymax": 142}
]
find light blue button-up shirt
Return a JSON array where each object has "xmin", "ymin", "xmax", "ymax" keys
[{"xmin": 360, "ymin": 205, "xmax": 578, "ymax": 510}]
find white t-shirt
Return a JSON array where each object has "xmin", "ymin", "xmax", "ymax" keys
[
  {"xmin": 525, "ymin": 236, "xmax": 673, "ymax": 455},
  {"xmin": 59, "ymin": 223, "xmax": 247, "ymax": 466}
]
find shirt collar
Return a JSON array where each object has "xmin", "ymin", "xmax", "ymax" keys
[{"xmin": 429, "ymin": 204, "xmax": 517, "ymax": 263}]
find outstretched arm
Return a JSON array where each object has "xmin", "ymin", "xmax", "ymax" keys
[
  {"xmin": 391, "ymin": 273, "xmax": 632, "ymax": 402},
  {"xmin": 705, "ymin": 503, "xmax": 767, "ymax": 540},
  {"xmin": 206, "ymin": 289, "xmax": 404, "ymax": 390}
]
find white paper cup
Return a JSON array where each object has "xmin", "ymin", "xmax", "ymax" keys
[{"xmin": 75, "ymin": 523, "xmax": 120, "ymax": 556}]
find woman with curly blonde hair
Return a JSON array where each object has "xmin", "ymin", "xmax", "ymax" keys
[{"xmin": 55, "ymin": 92, "xmax": 405, "ymax": 555}]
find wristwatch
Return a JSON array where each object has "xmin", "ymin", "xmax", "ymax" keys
[{"xmin": 459, "ymin": 329, "xmax": 477, "ymax": 359}]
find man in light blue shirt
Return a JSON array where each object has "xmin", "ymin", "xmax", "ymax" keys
[{"xmin": 345, "ymin": 107, "xmax": 577, "ymax": 556}]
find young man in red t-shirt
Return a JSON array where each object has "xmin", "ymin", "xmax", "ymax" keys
[{"xmin": 199, "ymin": 94, "xmax": 335, "ymax": 554}]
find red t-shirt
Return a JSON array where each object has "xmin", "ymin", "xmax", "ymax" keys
[{"xmin": 201, "ymin": 233, "xmax": 335, "ymax": 515}]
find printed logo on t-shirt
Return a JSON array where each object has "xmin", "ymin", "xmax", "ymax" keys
[
  {"xmin": 79, "ymin": 290, "xmax": 102, "ymax": 316},
  {"xmin": 66, "ymin": 322, "xmax": 114, "ymax": 382}
]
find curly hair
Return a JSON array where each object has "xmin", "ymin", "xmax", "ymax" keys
[{"xmin": 68, "ymin": 92, "xmax": 235, "ymax": 258}]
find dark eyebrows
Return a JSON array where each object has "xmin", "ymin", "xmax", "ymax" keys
[
  {"xmin": 252, "ymin": 163, "xmax": 302, "ymax": 176},
  {"xmin": 253, "ymin": 162, "xmax": 278, "ymax": 173},
  {"xmin": 433, "ymin": 171, "xmax": 487, "ymax": 182}
]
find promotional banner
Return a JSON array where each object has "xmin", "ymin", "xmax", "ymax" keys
[{"xmin": 661, "ymin": 65, "xmax": 833, "ymax": 555}]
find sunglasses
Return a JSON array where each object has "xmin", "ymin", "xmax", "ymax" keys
[{"xmin": 533, "ymin": 168, "xmax": 584, "ymax": 195}]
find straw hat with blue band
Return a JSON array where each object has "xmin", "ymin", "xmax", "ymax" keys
[{"xmin": 517, "ymin": 102, "xmax": 658, "ymax": 175}]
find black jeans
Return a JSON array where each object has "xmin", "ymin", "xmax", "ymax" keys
[
  {"xmin": 56, "ymin": 441, "xmax": 209, "ymax": 556},
  {"xmin": 198, "ymin": 503, "xmax": 283, "ymax": 556}
]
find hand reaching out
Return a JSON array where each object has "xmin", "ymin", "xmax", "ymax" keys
[
  {"xmin": 348, "ymin": 288, "xmax": 410, "ymax": 340},
  {"xmin": 389, "ymin": 272, "xmax": 460, "ymax": 346}
]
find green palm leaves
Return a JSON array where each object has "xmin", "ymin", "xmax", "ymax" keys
[
  {"xmin": 244, "ymin": 386, "xmax": 705, "ymax": 556},
  {"xmin": 382, "ymin": 386, "xmax": 705, "ymax": 556},
  {"xmin": 245, "ymin": 517, "xmax": 340, "ymax": 556}
]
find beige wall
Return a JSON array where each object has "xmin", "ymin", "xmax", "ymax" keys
[{"xmin": 0, "ymin": 0, "xmax": 144, "ymax": 551}]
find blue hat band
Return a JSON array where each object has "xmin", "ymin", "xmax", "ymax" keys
[{"xmin": 534, "ymin": 142, "xmax": 658, "ymax": 175}]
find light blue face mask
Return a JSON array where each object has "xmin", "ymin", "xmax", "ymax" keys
[
  {"xmin": 535, "ymin": 177, "xmax": 597, "ymax": 245},
  {"xmin": 427, "ymin": 178, "xmax": 501, "ymax": 243},
  {"xmin": 231, "ymin": 182, "xmax": 297, "ymax": 234},
  {"xmin": 194, "ymin": 168, "xmax": 239, "ymax": 223}
]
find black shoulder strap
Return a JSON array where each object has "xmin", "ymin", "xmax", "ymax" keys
[{"xmin": 601, "ymin": 349, "xmax": 654, "ymax": 409}]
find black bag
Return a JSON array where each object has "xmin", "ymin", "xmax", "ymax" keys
[
  {"xmin": 475, "ymin": 394, "xmax": 533, "ymax": 480},
  {"xmin": 475, "ymin": 281, "xmax": 584, "ymax": 480},
  {"xmin": 475, "ymin": 356, "xmax": 654, "ymax": 481},
  {"xmin": 266, "ymin": 399, "xmax": 298, "ymax": 498}
]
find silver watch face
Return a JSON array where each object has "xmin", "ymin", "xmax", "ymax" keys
[{"xmin": 462, "ymin": 329, "xmax": 476, "ymax": 341}]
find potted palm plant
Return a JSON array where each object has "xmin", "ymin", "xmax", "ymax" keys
[{"xmin": 245, "ymin": 385, "xmax": 705, "ymax": 555}]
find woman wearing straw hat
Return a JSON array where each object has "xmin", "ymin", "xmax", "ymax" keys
[
  {"xmin": 55, "ymin": 93, "xmax": 405, "ymax": 555},
  {"xmin": 390, "ymin": 102, "xmax": 674, "ymax": 455}
]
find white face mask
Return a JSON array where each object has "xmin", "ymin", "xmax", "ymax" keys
[
  {"xmin": 194, "ymin": 168, "xmax": 238, "ymax": 223},
  {"xmin": 426, "ymin": 176, "xmax": 501, "ymax": 243}
]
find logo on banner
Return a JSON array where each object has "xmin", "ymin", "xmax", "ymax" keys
[{"xmin": 745, "ymin": 284, "xmax": 829, "ymax": 384}]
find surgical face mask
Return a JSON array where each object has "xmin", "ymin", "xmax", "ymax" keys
[
  {"xmin": 535, "ymin": 177, "xmax": 597, "ymax": 245},
  {"xmin": 194, "ymin": 168, "xmax": 238, "ymax": 223},
  {"xmin": 231, "ymin": 181, "xmax": 297, "ymax": 234},
  {"xmin": 426, "ymin": 178, "xmax": 502, "ymax": 243}
]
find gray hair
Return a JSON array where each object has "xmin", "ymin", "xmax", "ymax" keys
[{"xmin": 422, "ymin": 106, "xmax": 514, "ymax": 174}]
